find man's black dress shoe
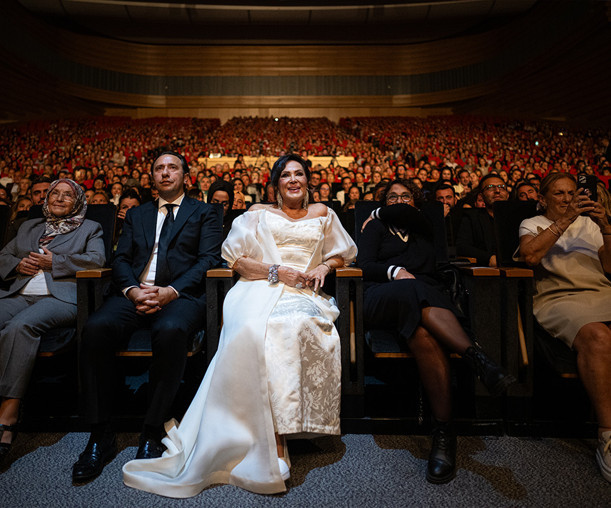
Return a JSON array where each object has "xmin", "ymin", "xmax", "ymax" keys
[
  {"xmin": 135, "ymin": 437, "xmax": 165, "ymax": 460},
  {"xmin": 426, "ymin": 422, "xmax": 457, "ymax": 484},
  {"xmin": 72, "ymin": 434, "xmax": 117, "ymax": 482}
]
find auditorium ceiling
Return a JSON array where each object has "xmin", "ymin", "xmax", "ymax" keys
[
  {"xmin": 16, "ymin": 0, "xmax": 537, "ymax": 44},
  {"xmin": 1, "ymin": 0, "xmax": 610, "ymax": 126}
]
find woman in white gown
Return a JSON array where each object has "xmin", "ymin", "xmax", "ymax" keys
[{"xmin": 123, "ymin": 154, "xmax": 357, "ymax": 497}]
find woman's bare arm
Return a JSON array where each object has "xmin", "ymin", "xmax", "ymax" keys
[
  {"xmin": 233, "ymin": 256, "xmax": 308, "ymax": 288},
  {"xmin": 520, "ymin": 192, "xmax": 591, "ymax": 266}
]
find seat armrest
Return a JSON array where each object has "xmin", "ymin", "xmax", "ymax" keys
[
  {"xmin": 207, "ymin": 267, "xmax": 234, "ymax": 278},
  {"xmin": 205, "ymin": 267, "xmax": 236, "ymax": 365},
  {"xmin": 76, "ymin": 267, "xmax": 112, "ymax": 279},
  {"xmin": 454, "ymin": 256, "xmax": 477, "ymax": 264},
  {"xmin": 460, "ymin": 266, "xmax": 501, "ymax": 277},
  {"xmin": 499, "ymin": 266, "xmax": 535, "ymax": 397},
  {"xmin": 499, "ymin": 267, "xmax": 533, "ymax": 278},
  {"xmin": 336, "ymin": 267, "xmax": 362, "ymax": 278},
  {"xmin": 335, "ymin": 266, "xmax": 365, "ymax": 417}
]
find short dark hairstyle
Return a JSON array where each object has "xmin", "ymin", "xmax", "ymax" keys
[
  {"xmin": 379, "ymin": 178, "xmax": 423, "ymax": 206},
  {"xmin": 347, "ymin": 185, "xmax": 362, "ymax": 200},
  {"xmin": 512, "ymin": 181, "xmax": 538, "ymax": 200},
  {"xmin": 119, "ymin": 188, "xmax": 142, "ymax": 206},
  {"xmin": 477, "ymin": 173, "xmax": 506, "ymax": 193},
  {"xmin": 435, "ymin": 183, "xmax": 456, "ymax": 196},
  {"xmin": 270, "ymin": 154, "xmax": 311, "ymax": 189},
  {"xmin": 208, "ymin": 180, "xmax": 234, "ymax": 209},
  {"xmin": 187, "ymin": 188, "xmax": 203, "ymax": 200},
  {"xmin": 32, "ymin": 176, "xmax": 53, "ymax": 186},
  {"xmin": 150, "ymin": 150, "xmax": 189, "ymax": 176}
]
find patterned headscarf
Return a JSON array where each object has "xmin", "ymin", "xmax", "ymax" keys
[{"xmin": 40, "ymin": 179, "xmax": 87, "ymax": 247}]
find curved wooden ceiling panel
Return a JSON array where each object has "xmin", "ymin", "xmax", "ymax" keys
[{"xmin": 17, "ymin": 0, "xmax": 537, "ymax": 44}]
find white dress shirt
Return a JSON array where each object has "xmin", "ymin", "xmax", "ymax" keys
[{"xmin": 123, "ymin": 194, "xmax": 184, "ymax": 297}]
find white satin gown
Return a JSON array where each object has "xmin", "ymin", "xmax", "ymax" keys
[{"xmin": 123, "ymin": 207, "xmax": 357, "ymax": 497}]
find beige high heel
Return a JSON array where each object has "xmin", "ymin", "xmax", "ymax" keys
[
  {"xmin": 277, "ymin": 436, "xmax": 291, "ymax": 480},
  {"xmin": 278, "ymin": 457, "xmax": 290, "ymax": 480}
]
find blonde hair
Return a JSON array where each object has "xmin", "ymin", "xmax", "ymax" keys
[{"xmin": 539, "ymin": 172, "xmax": 576, "ymax": 197}]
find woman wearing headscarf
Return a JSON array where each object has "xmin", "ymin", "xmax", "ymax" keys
[{"xmin": 0, "ymin": 179, "xmax": 105, "ymax": 462}]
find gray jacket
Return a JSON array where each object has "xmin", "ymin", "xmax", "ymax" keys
[{"xmin": 0, "ymin": 218, "xmax": 106, "ymax": 304}]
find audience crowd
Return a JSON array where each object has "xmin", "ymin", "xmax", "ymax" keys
[
  {"xmin": 1, "ymin": 114, "xmax": 609, "ymax": 249},
  {"xmin": 1, "ymin": 115, "xmax": 610, "ymax": 483}
]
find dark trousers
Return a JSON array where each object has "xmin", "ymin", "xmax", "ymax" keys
[{"xmin": 81, "ymin": 294, "xmax": 205, "ymax": 429}]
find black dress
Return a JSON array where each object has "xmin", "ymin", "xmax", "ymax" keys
[{"xmin": 357, "ymin": 204, "xmax": 457, "ymax": 341}]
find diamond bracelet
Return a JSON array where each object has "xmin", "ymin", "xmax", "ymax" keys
[{"xmin": 268, "ymin": 264, "xmax": 280, "ymax": 285}]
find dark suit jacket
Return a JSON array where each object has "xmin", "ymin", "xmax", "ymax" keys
[
  {"xmin": 0, "ymin": 218, "xmax": 105, "ymax": 304},
  {"xmin": 112, "ymin": 196, "xmax": 222, "ymax": 301},
  {"xmin": 455, "ymin": 208, "xmax": 496, "ymax": 265}
]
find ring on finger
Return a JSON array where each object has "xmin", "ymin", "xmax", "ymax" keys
[{"xmin": 296, "ymin": 282, "xmax": 303, "ymax": 289}]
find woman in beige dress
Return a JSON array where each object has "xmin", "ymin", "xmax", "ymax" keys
[
  {"xmin": 518, "ymin": 173, "xmax": 611, "ymax": 483},
  {"xmin": 123, "ymin": 154, "xmax": 356, "ymax": 497}
]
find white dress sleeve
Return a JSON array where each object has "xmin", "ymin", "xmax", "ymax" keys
[
  {"xmin": 221, "ymin": 210, "xmax": 264, "ymax": 267},
  {"xmin": 519, "ymin": 215, "xmax": 544, "ymax": 239},
  {"xmin": 321, "ymin": 209, "xmax": 357, "ymax": 265}
]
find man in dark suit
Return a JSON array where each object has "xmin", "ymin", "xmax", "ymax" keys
[
  {"xmin": 456, "ymin": 174, "xmax": 509, "ymax": 266},
  {"xmin": 72, "ymin": 151, "xmax": 222, "ymax": 481},
  {"xmin": 434, "ymin": 183, "xmax": 462, "ymax": 255}
]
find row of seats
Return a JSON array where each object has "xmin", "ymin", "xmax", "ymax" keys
[{"xmin": 25, "ymin": 200, "xmax": 592, "ymax": 435}]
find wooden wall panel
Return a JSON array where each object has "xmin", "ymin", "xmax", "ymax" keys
[
  {"xmin": 1, "ymin": 0, "xmax": 518, "ymax": 78},
  {"xmin": 1, "ymin": 0, "xmax": 608, "ymax": 125},
  {"xmin": 64, "ymin": 80, "xmax": 495, "ymax": 110},
  {"xmin": 105, "ymin": 107, "xmax": 453, "ymax": 123}
]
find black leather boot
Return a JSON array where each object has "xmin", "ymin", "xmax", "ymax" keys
[
  {"xmin": 426, "ymin": 420, "xmax": 456, "ymax": 484},
  {"xmin": 463, "ymin": 344, "xmax": 516, "ymax": 396}
]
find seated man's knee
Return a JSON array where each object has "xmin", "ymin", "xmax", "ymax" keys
[
  {"xmin": 151, "ymin": 318, "xmax": 192, "ymax": 351},
  {"xmin": 82, "ymin": 312, "xmax": 121, "ymax": 352},
  {"xmin": 575, "ymin": 323, "xmax": 611, "ymax": 357}
]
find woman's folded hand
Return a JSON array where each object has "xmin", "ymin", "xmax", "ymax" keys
[
  {"xmin": 16, "ymin": 257, "xmax": 39, "ymax": 276},
  {"xmin": 278, "ymin": 266, "xmax": 308, "ymax": 289},
  {"xmin": 305, "ymin": 264, "xmax": 331, "ymax": 292},
  {"xmin": 28, "ymin": 247, "xmax": 53, "ymax": 271}
]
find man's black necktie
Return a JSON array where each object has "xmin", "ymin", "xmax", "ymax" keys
[{"xmin": 155, "ymin": 203, "xmax": 176, "ymax": 287}]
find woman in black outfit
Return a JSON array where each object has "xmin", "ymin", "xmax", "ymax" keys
[{"xmin": 357, "ymin": 179, "xmax": 514, "ymax": 484}]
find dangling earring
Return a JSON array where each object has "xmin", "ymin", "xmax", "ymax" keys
[
  {"xmin": 537, "ymin": 198, "xmax": 546, "ymax": 213},
  {"xmin": 302, "ymin": 191, "xmax": 309, "ymax": 209},
  {"xmin": 276, "ymin": 192, "xmax": 283, "ymax": 208}
]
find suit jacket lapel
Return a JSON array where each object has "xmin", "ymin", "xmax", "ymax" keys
[
  {"xmin": 30, "ymin": 222, "xmax": 46, "ymax": 252},
  {"xmin": 48, "ymin": 228, "xmax": 73, "ymax": 250},
  {"xmin": 142, "ymin": 201, "xmax": 158, "ymax": 253},
  {"xmin": 168, "ymin": 197, "xmax": 196, "ymax": 243}
]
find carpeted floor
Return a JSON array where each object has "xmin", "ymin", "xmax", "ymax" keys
[{"xmin": 1, "ymin": 432, "xmax": 609, "ymax": 507}]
